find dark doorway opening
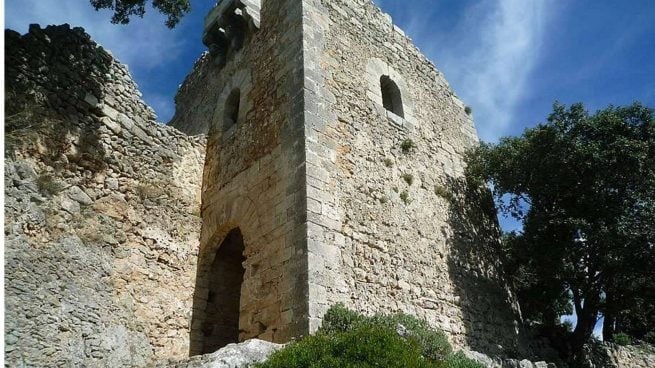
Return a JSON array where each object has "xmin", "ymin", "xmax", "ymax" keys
[{"xmin": 195, "ymin": 228, "xmax": 246, "ymax": 355}]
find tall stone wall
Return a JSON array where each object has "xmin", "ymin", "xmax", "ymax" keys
[
  {"xmin": 5, "ymin": 25, "xmax": 205, "ymax": 366},
  {"xmin": 170, "ymin": 0, "xmax": 311, "ymax": 353},
  {"xmin": 301, "ymin": 0, "xmax": 525, "ymax": 355},
  {"xmin": 172, "ymin": 0, "xmax": 528, "ymax": 356}
]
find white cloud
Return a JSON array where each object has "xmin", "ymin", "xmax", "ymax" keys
[
  {"xmin": 436, "ymin": 0, "xmax": 552, "ymax": 142},
  {"xmin": 378, "ymin": 0, "xmax": 553, "ymax": 142},
  {"xmin": 5, "ymin": 0, "xmax": 185, "ymax": 74}
]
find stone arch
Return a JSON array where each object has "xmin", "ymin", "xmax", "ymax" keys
[
  {"xmin": 196, "ymin": 228, "xmax": 245, "ymax": 354},
  {"xmin": 190, "ymin": 194, "xmax": 263, "ymax": 356},
  {"xmin": 380, "ymin": 75, "xmax": 404, "ymax": 118},
  {"xmin": 210, "ymin": 69, "xmax": 252, "ymax": 137}
]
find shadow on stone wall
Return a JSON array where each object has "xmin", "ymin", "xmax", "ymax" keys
[
  {"xmin": 4, "ymin": 24, "xmax": 206, "ymax": 366},
  {"xmin": 442, "ymin": 177, "xmax": 523, "ymax": 357},
  {"xmin": 5, "ymin": 25, "xmax": 110, "ymax": 175}
]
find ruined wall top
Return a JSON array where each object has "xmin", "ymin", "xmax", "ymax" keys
[
  {"xmin": 5, "ymin": 23, "xmax": 207, "ymax": 366},
  {"xmin": 203, "ymin": 0, "xmax": 261, "ymax": 64}
]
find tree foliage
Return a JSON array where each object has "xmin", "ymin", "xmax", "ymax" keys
[
  {"xmin": 89, "ymin": 0, "xmax": 191, "ymax": 28},
  {"xmin": 466, "ymin": 102, "xmax": 655, "ymax": 357}
]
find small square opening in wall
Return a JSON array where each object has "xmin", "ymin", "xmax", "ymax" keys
[
  {"xmin": 224, "ymin": 88, "xmax": 241, "ymax": 132},
  {"xmin": 380, "ymin": 75, "xmax": 404, "ymax": 118}
]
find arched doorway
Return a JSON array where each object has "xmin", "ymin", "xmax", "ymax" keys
[{"xmin": 191, "ymin": 228, "xmax": 246, "ymax": 355}]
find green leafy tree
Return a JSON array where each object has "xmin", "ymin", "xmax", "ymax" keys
[
  {"xmin": 89, "ymin": 0, "xmax": 191, "ymax": 28},
  {"xmin": 466, "ymin": 102, "xmax": 655, "ymax": 357}
]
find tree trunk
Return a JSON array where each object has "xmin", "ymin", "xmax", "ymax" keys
[
  {"xmin": 602, "ymin": 291, "xmax": 617, "ymax": 343},
  {"xmin": 571, "ymin": 290, "xmax": 600, "ymax": 358},
  {"xmin": 603, "ymin": 312, "xmax": 616, "ymax": 341},
  {"xmin": 543, "ymin": 307, "xmax": 558, "ymax": 335}
]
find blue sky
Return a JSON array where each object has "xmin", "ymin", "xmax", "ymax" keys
[
  {"xmin": 6, "ymin": 0, "xmax": 654, "ymax": 143},
  {"xmin": 6, "ymin": 0, "xmax": 655, "ymax": 338}
]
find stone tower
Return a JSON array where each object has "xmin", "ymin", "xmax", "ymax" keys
[{"xmin": 172, "ymin": 0, "xmax": 523, "ymax": 356}]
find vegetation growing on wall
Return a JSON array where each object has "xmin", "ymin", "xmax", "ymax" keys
[
  {"xmin": 401, "ymin": 138, "xmax": 416, "ymax": 154},
  {"xmin": 400, "ymin": 190, "xmax": 412, "ymax": 205}
]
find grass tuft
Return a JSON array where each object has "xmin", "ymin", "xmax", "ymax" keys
[
  {"xmin": 401, "ymin": 139, "xmax": 416, "ymax": 154},
  {"xmin": 403, "ymin": 173, "xmax": 414, "ymax": 186}
]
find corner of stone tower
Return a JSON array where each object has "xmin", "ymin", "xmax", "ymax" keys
[{"xmin": 173, "ymin": 0, "xmax": 313, "ymax": 356}]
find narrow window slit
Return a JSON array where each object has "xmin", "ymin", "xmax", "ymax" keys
[{"xmin": 224, "ymin": 88, "xmax": 241, "ymax": 131}]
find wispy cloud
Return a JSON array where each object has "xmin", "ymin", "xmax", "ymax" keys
[
  {"xmin": 377, "ymin": 0, "xmax": 553, "ymax": 142},
  {"xmin": 5, "ymin": 0, "xmax": 185, "ymax": 74},
  {"xmin": 440, "ymin": 0, "xmax": 552, "ymax": 142}
]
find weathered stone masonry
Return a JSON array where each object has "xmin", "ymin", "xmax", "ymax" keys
[
  {"xmin": 5, "ymin": 3, "xmax": 655, "ymax": 368},
  {"xmin": 172, "ymin": 0, "xmax": 312, "ymax": 355},
  {"xmin": 5, "ymin": 25, "xmax": 205, "ymax": 366},
  {"xmin": 172, "ymin": 0, "xmax": 525, "ymax": 356},
  {"xmin": 304, "ymin": 0, "xmax": 523, "ymax": 354}
]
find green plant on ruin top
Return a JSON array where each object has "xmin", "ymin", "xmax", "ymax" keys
[{"xmin": 434, "ymin": 185, "xmax": 455, "ymax": 203}]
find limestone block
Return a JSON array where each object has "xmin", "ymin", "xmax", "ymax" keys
[
  {"xmin": 67, "ymin": 186, "xmax": 93, "ymax": 205},
  {"xmin": 60, "ymin": 196, "xmax": 81, "ymax": 214}
]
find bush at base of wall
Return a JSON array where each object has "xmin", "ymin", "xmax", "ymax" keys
[{"xmin": 255, "ymin": 304, "xmax": 483, "ymax": 368}]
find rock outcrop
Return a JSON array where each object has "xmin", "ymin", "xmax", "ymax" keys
[
  {"xmin": 584, "ymin": 342, "xmax": 655, "ymax": 368},
  {"xmin": 157, "ymin": 339, "xmax": 283, "ymax": 368}
]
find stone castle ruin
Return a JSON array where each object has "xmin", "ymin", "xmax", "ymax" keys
[
  {"xmin": 172, "ymin": 0, "xmax": 523, "ymax": 357},
  {"xmin": 7, "ymin": 0, "xmax": 654, "ymax": 367}
]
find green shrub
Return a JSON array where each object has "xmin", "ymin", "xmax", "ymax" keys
[
  {"xmin": 400, "ymin": 191, "xmax": 412, "ymax": 204},
  {"xmin": 321, "ymin": 304, "xmax": 366, "ymax": 334},
  {"xmin": 258, "ymin": 305, "xmax": 480, "ymax": 368},
  {"xmin": 37, "ymin": 174, "xmax": 62, "ymax": 197},
  {"xmin": 258, "ymin": 324, "xmax": 434, "ymax": 368},
  {"xmin": 613, "ymin": 333, "xmax": 632, "ymax": 346},
  {"xmin": 441, "ymin": 352, "xmax": 484, "ymax": 368},
  {"xmin": 401, "ymin": 139, "xmax": 416, "ymax": 154},
  {"xmin": 403, "ymin": 173, "xmax": 414, "ymax": 186},
  {"xmin": 464, "ymin": 106, "xmax": 472, "ymax": 116},
  {"xmin": 369, "ymin": 313, "xmax": 452, "ymax": 361},
  {"xmin": 384, "ymin": 158, "xmax": 394, "ymax": 167},
  {"xmin": 255, "ymin": 304, "xmax": 482, "ymax": 368},
  {"xmin": 434, "ymin": 185, "xmax": 455, "ymax": 202}
]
